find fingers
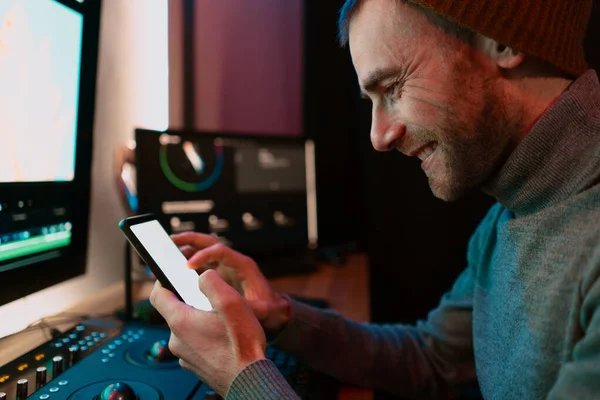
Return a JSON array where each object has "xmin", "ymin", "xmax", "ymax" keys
[
  {"xmin": 150, "ymin": 281, "xmax": 213, "ymax": 338},
  {"xmin": 149, "ymin": 281, "xmax": 181, "ymax": 316},
  {"xmin": 171, "ymin": 232, "xmax": 219, "ymax": 250},
  {"xmin": 187, "ymin": 243, "xmax": 251, "ymax": 272},
  {"xmin": 179, "ymin": 245, "xmax": 197, "ymax": 260},
  {"xmin": 149, "ymin": 281, "xmax": 195, "ymax": 334},
  {"xmin": 179, "ymin": 244, "xmax": 220, "ymax": 274},
  {"xmin": 198, "ymin": 270, "xmax": 244, "ymax": 318}
]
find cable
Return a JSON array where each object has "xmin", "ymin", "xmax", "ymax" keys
[
  {"xmin": 0, "ymin": 324, "xmax": 54, "ymax": 344},
  {"xmin": 0, "ymin": 311, "xmax": 115, "ymax": 344}
]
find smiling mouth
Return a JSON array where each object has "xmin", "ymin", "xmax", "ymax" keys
[{"xmin": 416, "ymin": 142, "xmax": 438, "ymax": 161}]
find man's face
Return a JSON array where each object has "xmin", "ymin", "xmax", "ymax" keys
[{"xmin": 349, "ymin": 0, "xmax": 521, "ymax": 201}]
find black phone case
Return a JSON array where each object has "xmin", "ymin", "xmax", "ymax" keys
[{"xmin": 118, "ymin": 213, "xmax": 185, "ymax": 303}]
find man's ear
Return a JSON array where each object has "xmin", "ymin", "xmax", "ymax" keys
[{"xmin": 474, "ymin": 35, "xmax": 525, "ymax": 70}]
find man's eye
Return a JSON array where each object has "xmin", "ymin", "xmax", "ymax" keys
[
  {"xmin": 384, "ymin": 82, "xmax": 402, "ymax": 104},
  {"xmin": 385, "ymin": 82, "xmax": 400, "ymax": 97}
]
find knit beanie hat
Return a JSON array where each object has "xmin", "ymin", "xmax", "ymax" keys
[{"xmin": 409, "ymin": 0, "xmax": 592, "ymax": 77}]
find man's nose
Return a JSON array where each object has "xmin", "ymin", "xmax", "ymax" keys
[{"xmin": 370, "ymin": 107, "xmax": 406, "ymax": 152}]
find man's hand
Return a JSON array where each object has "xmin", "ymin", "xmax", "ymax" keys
[
  {"xmin": 172, "ymin": 232, "xmax": 292, "ymax": 334},
  {"xmin": 149, "ymin": 269, "xmax": 267, "ymax": 397}
]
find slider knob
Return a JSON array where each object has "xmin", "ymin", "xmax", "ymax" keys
[
  {"xmin": 16, "ymin": 379, "xmax": 28, "ymax": 400},
  {"xmin": 69, "ymin": 344, "xmax": 80, "ymax": 365},
  {"xmin": 95, "ymin": 382, "xmax": 138, "ymax": 400},
  {"xmin": 52, "ymin": 355, "xmax": 64, "ymax": 377},
  {"xmin": 36, "ymin": 366, "xmax": 47, "ymax": 389}
]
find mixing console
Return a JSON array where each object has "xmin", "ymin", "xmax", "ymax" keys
[
  {"xmin": 0, "ymin": 320, "xmax": 338, "ymax": 399},
  {"xmin": 0, "ymin": 320, "xmax": 213, "ymax": 399}
]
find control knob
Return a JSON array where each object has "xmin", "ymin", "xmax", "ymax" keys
[
  {"xmin": 95, "ymin": 382, "xmax": 138, "ymax": 400},
  {"xmin": 146, "ymin": 339, "xmax": 177, "ymax": 362},
  {"xmin": 52, "ymin": 355, "xmax": 64, "ymax": 377},
  {"xmin": 16, "ymin": 379, "xmax": 28, "ymax": 400},
  {"xmin": 36, "ymin": 366, "xmax": 47, "ymax": 389}
]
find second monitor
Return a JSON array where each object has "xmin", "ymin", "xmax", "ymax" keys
[{"xmin": 135, "ymin": 129, "xmax": 317, "ymax": 263}]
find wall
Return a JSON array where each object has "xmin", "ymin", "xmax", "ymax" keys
[
  {"xmin": 584, "ymin": 1, "xmax": 600, "ymax": 71},
  {"xmin": 0, "ymin": 0, "xmax": 169, "ymax": 339},
  {"xmin": 169, "ymin": 0, "xmax": 303, "ymax": 135}
]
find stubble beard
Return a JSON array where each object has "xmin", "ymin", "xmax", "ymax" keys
[{"xmin": 427, "ymin": 86, "xmax": 523, "ymax": 202}]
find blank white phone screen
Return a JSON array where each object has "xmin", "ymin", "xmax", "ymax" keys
[{"xmin": 130, "ymin": 220, "xmax": 212, "ymax": 311}]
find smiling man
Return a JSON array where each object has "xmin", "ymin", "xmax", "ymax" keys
[
  {"xmin": 148, "ymin": 0, "xmax": 600, "ymax": 399},
  {"xmin": 346, "ymin": 0, "xmax": 582, "ymax": 202}
]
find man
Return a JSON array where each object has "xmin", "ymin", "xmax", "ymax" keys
[{"xmin": 149, "ymin": 0, "xmax": 600, "ymax": 398}]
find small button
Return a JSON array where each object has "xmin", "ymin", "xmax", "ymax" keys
[
  {"xmin": 87, "ymin": 341, "xmax": 95, "ymax": 347},
  {"xmin": 108, "ymin": 344, "xmax": 116, "ymax": 350},
  {"xmin": 84, "ymin": 336, "xmax": 92, "ymax": 341},
  {"xmin": 101, "ymin": 358, "xmax": 110, "ymax": 363},
  {"xmin": 121, "ymin": 335, "xmax": 128, "ymax": 340},
  {"xmin": 137, "ymin": 329, "xmax": 145, "ymax": 335},
  {"xmin": 69, "ymin": 333, "xmax": 78, "ymax": 340},
  {"xmin": 61, "ymin": 338, "xmax": 70, "ymax": 344},
  {"xmin": 76, "ymin": 325, "xmax": 85, "ymax": 332},
  {"xmin": 39, "ymin": 395, "xmax": 50, "ymax": 400},
  {"xmin": 78, "ymin": 340, "xmax": 86, "ymax": 346},
  {"xmin": 54, "ymin": 342, "xmax": 63, "ymax": 348},
  {"xmin": 102, "ymin": 349, "xmax": 111, "ymax": 354},
  {"xmin": 58, "ymin": 380, "xmax": 68, "ymax": 386},
  {"xmin": 108, "ymin": 353, "xmax": 116, "ymax": 358},
  {"xmin": 94, "ymin": 337, "xmax": 101, "ymax": 343},
  {"xmin": 132, "ymin": 334, "xmax": 141, "ymax": 340},
  {"xmin": 99, "ymin": 333, "xmax": 107, "ymax": 338},
  {"xmin": 91, "ymin": 332, "xmax": 99, "ymax": 337},
  {"xmin": 127, "ymin": 339, "xmax": 134, "ymax": 343},
  {"xmin": 127, "ymin": 330, "xmax": 134, "ymax": 335},
  {"xmin": 49, "ymin": 387, "xmax": 60, "ymax": 393},
  {"xmin": 114, "ymin": 339, "xmax": 123, "ymax": 345},
  {"xmin": 80, "ymin": 346, "xmax": 88, "ymax": 351}
]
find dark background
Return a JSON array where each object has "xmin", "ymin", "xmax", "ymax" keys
[{"xmin": 305, "ymin": 1, "xmax": 600, "ymax": 399}]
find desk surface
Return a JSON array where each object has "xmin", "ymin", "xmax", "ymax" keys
[{"xmin": 0, "ymin": 253, "xmax": 372, "ymax": 399}]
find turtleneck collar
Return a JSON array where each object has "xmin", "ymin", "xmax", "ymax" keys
[{"xmin": 482, "ymin": 70, "xmax": 600, "ymax": 217}]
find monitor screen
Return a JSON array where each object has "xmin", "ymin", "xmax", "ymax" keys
[
  {"xmin": 135, "ymin": 129, "xmax": 317, "ymax": 256},
  {"xmin": 0, "ymin": 0, "xmax": 100, "ymax": 306},
  {"xmin": 0, "ymin": 0, "xmax": 82, "ymax": 183}
]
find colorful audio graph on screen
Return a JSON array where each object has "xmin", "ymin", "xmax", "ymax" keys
[{"xmin": 159, "ymin": 142, "xmax": 225, "ymax": 193}]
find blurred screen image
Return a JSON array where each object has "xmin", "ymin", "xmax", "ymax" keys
[{"xmin": 0, "ymin": 0, "xmax": 83, "ymax": 182}]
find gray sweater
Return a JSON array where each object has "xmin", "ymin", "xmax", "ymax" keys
[{"xmin": 227, "ymin": 70, "xmax": 600, "ymax": 399}]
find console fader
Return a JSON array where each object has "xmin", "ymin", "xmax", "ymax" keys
[{"xmin": 0, "ymin": 321, "xmax": 217, "ymax": 399}]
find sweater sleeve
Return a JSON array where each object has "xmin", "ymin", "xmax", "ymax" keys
[
  {"xmin": 225, "ymin": 205, "xmax": 501, "ymax": 399},
  {"xmin": 226, "ymin": 359, "xmax": 300, "ymax": 400},
  {"xmin": 268, "ymin": 264, "xmax": 478, "ymax": 399},
  {"xmin": 265, "ymin": 206, "xmax": 510, "ymax": 398},
  {"xmin": 547, "ymin": 246, "xmax": 600, "ymax": 400}
]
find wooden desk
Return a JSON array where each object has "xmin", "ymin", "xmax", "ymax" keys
[
  {"xmin": 269, "ymin": 254, "xmax": 372, "ymax": 400},
  {"xmin": 0, "ymin": 254, "xmax": 372, "ymax": 399},
  {"xmin": 269, "ymin": 253, "xmax": 370, "ymax": 323}
]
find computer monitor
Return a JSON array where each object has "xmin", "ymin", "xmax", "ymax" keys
[
  {"xmin": 135, "ymin": 129, "xmax": 318, "ymax": 259},
  {"xmin": 0, "ymin": 0, "xmax": 101, "ymax": 306}
]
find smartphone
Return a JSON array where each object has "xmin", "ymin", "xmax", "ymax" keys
[{"xmin": 119, "ymin": 214, "xmax": 212, "ymax": 311}]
